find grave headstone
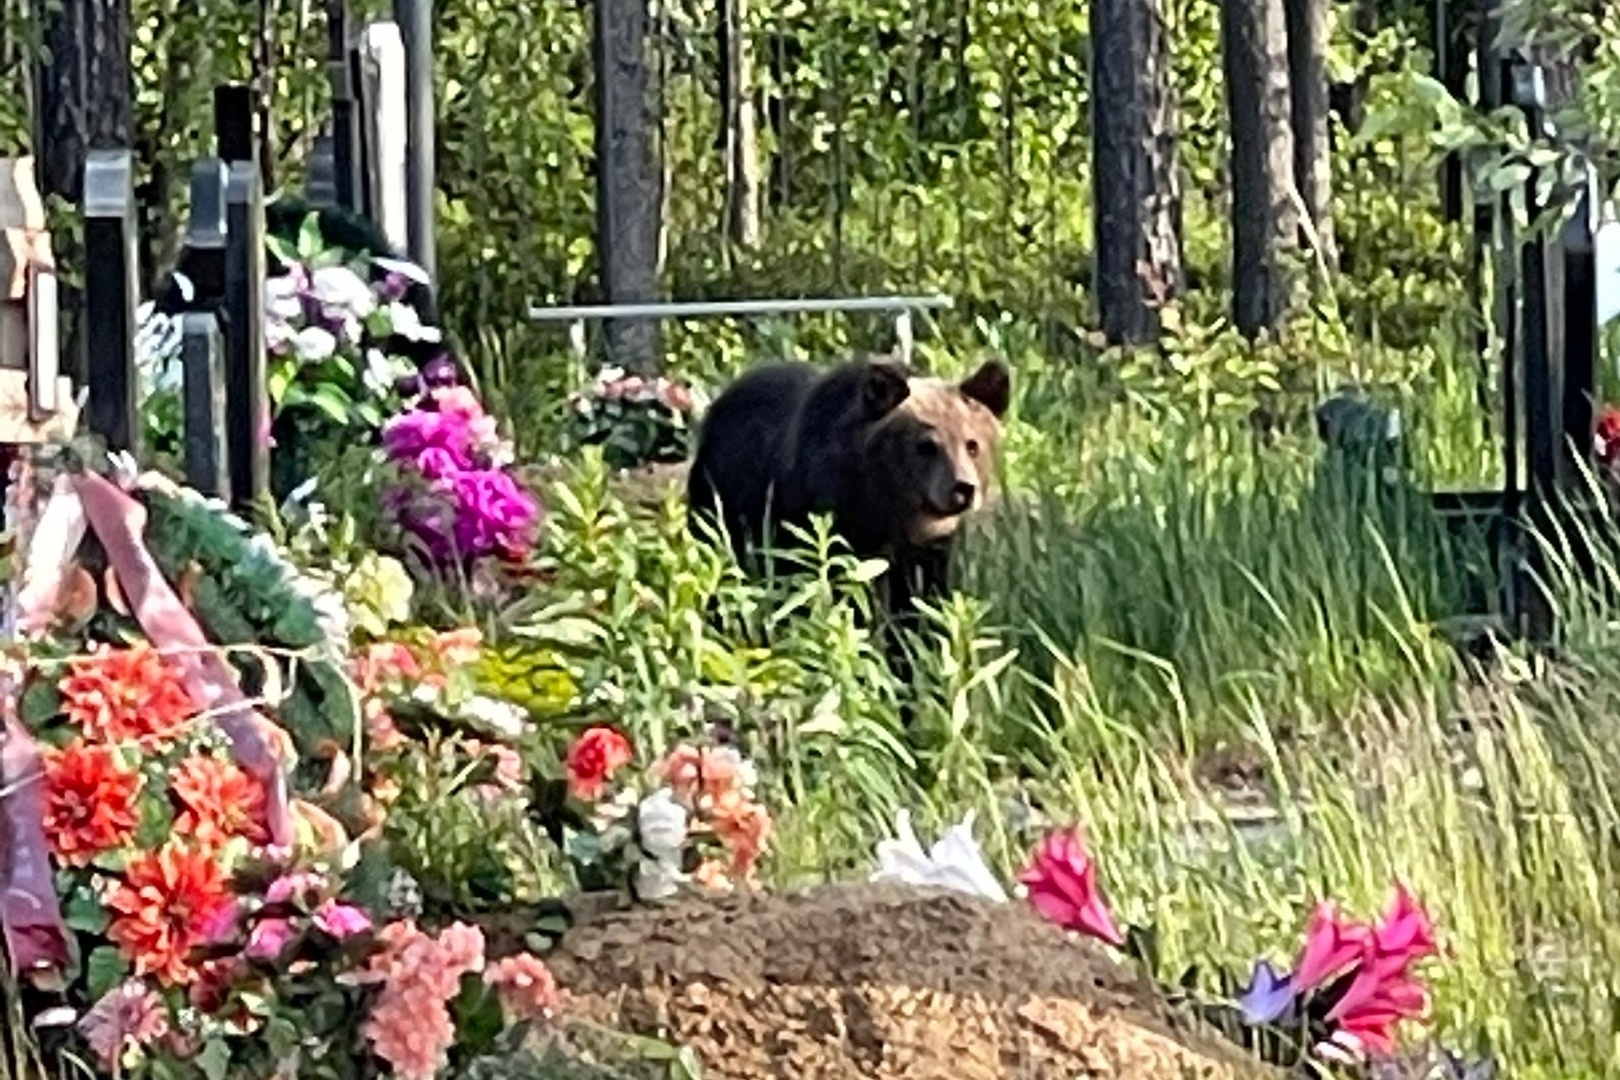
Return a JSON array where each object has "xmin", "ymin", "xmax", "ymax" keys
[
  {"xmin": 358, "ymin": 21, "xmax": 410, "ymax": 253},
  {"xmin": 82, "ymin": 150, "xmax": 139, "ymax": 451},
  {"xmin": 225, "ymin": 162, "xmax": 269, "ymax": 508},
  {"xmin": 180, "ymin": 312, "xmax": 230, "ymax": 499}
]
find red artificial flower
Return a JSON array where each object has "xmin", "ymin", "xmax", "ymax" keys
[
  {"xmin": 169, "ymin": 753, "xmax": 270, "ymax": 849},
  {"xmin": 41, "ymin": 739, "xmax": 144, "ymax": 866},
  {"xmin": 59, "ymin": 644, "xmax": 197, "ymax": 749},
  {"xmin": 1292, "ymin": 901, "xmax": 1374, "ymax": 994},
  {"xmin": 1017, "ymin": 825, "xmax": 1125, "ymax": 947},
  {"xmin": 106, "ymin": 843, "xmax": 233, "ymax": 987},
  {"xmin": 1596, "ymin": 406, "xmax": 1620, "ymax": 466},
  {"xmin": 565, "ymin": 726, "xmax": 633, "ymax": 802}
]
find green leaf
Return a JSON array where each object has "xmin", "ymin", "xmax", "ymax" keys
[
  {"xmin": 297, "ymin": 212, "xmax": 326, "ymax": 261},
  {"xmin": 63, "ymin": 888, "xmax": 110, "ymax": 934},
  {"xmin": 198, "ymin": 1038, "xmax": 232, "ymax": 1080},
  {"xmin": 19, "ymin": 677, "xmax": 62, "ymax": 729},
  {"xmin": 308, "ymin": 384, "xmax": 355, "ymax": 424},
  {"xmin": 85, "ymin": 946, "xmax": 130, "ymax": 1001}
]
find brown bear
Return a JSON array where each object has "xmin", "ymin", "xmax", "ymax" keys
[{"xmin": 686, "ymin": 355, "xmax": 1010, "ymax": 624}]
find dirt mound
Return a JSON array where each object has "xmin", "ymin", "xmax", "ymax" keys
[{"xmin": 547, "ymin": 883, "xmax": 1274, "ymax": 1080}]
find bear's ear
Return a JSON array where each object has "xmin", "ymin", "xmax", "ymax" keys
[
  {"xmin": 861, "ymin": 361, "xmax": 911, "ymax": 418},
  {"xmin": 959, "ymin": 359, "xmax": 1011, "ymax": 418}
]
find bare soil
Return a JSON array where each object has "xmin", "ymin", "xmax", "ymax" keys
[{"xmin": 545, "ymin": 882, "xmax": 1277, "ymax": 1080}]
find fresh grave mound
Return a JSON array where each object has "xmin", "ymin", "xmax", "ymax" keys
[{"xmin": 547, "ymin": 883, "xmax": 1275, "ymax": 1080}]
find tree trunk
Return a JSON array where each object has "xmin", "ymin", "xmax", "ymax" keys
[
  {"xmin": 1090, "ymin": 0, "xmax": 1184, "ymax": 345},
  {"xmin": 1285, "ymin": 0, "xmax": 1333, "ymax": 268},
  {"xmin": 1221, "ymin": 0, "xmax": 1297, "ymax": 338},
  {"xmin": 34, "ymin": 0, "xmax": 134, "ymax": 385},
  {"xmin": 718, "ymin": 0, "xmax": 761, "ymax": 249},
  {"xmin": 593, "ymin": 0, "xmax": 663, "ymax": 372}
]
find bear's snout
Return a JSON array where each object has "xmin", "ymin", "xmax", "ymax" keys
[{"xmin": 948, "ymin": 480, "xmax": 977, "ymax": 514}]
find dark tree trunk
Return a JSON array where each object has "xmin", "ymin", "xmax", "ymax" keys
[
  {"xmin": 1090, "ymin": 0, "xmax": 1184, "ymax": 345},
  {"xmin": 593, "ymin": 0, "xmax": 663, "ymax": 372},
  {"xmin": 718, "ymin": 0, "xmax": 761, "ymax": 250},
  {"xmin": 1221, "ymin": 0, "xmax": 1297, "ymax": 338},
  {"xmin": 33, "ymin": 0, "xmax": 134, "ymax": 385},
  {"xmin": 1285, "ymin": 0, "xmax": 1333, "ymax": 268}
]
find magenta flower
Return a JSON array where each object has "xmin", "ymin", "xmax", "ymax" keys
[
  {"xmin": 1017, "ymin": 825, "xmax": 1125, "ymax": 947},
  {"xmin": 266, "ymin": 871, "xmax": 328, "ymax": 906},
  {"xmin": 78, "ymin": 981, "xmax": 171, "ymax": 1067},
  {"xmin": 244, "ymin": 917, "xmax": 297, "ymax": 961},
  {"xmin": 313, "ymin": 902, "xmax": 373, "ymax": 939}
]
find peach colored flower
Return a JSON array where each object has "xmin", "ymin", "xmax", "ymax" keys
[
  {"xmin": 692, "ymin": 859, "xmax": 734, "ymax": 892},
  {"xmin": 657, "ymin": 744, "xmax": 745, "ymax": 808},
  {"xmin": 41, "ymin": 738, "xmax": 143, "ymax": 866},
  {"xmin": 364, "ymin": 988, "xmax": 456, "ymax": 1080},
  {"xmin": 105, "ymin": 843, "xmax": 233, "ymax": 986},
  {"xmin": 59, "ymin": 644, "xmax": 196, "ymax": 748},
  {"xmin": 712, "ymin": 799, "xmax": 771, "ymax": 879},
  {"xmin": 351, "ymin": 642, "xmax": 422, "ymax": 696},
  {"xmin": 170, "ymin": 753, "xmax": 270, "ymax": 849},
  {"xmin": 484, "ymin": 953, "xmax": 561, "ymax": 1022},
  {"xmin": 430, "ymin": 627, "xmax": 483, "ymax": 669}
]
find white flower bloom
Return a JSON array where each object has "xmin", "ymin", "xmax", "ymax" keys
[
  {"xmin": 371, "ymin": 256, "xmax": 431, "ymax": 284},
  {"xmin": 387, "ymin": 301, "xmax": 442, "ymax": 343},
  {"xmin": 459, "ymin": 695, "xmax": 530, "ymax": 740},
  {"xmin": 264, "ymin": 274, "xmax": 304, "ymax": 321},
  {"xmin": 871, "ymin": 809, "xmax": 1008, "ymax": 903},
  {"xmin": 292, "ymin": 326, "xmax": 338, "ymax": 362},
  {"xmin": 636, "ymin": 788, "xmax": 689, "ymax": 863},
  {"xmin": 311, "ymin": 265, "xmax": 376, "ymax": 318},
  {"xmin": 363, "ymin": 349, "xmax": 397, "ymax": 396},
  {"xmin": 634, "ymin": 855, "xmax": 685, "ymax": 902}
]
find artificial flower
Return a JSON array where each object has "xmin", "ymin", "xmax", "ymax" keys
[
  {"xmin": 265, "ymin": 870, "xmax": 329, "ymax": 906},
  {"xmin": 484, "ymin": 953, "xmax": 561, "ymax": 1022},
  {"xmin": 711, "ymin": 798, "xmax": 772, "ymax": 879},
  {"xmin": 1292, "ymin": 901, "xmax": 1374, "ymax": 994},
  {"xmin": 244, "ymin": 917, "xmax": 296, "ymax": 961},
  {"xmin": 1017, "ymin": 825, "xmax": 1125, "ymax": 947},
  {"xmin": 313, "ymin": 901, "xmax": 373, "ymax": 939},
  {"xmin": 77, "ymin": 980, "xmax": 171, "ymax": 1068},
  {"xmin": 363, "ymin": 989, "xmax": 456, "ymax": 1080},
  {"xmin": 311, "ymin": 265, "xmax": 376, "ymax": 319},
  {"xmin": 170, "ymin": 752, "xmax": 271, "ymax": 849},
  {"xmin": 566, "ymin": 727, "xmax": 634, "ymax": 802},
  {"xmin": 41, "ymin": 739, "xmax": 143, "ymax": 866},
  {"xmin": 106, "ymin": 842, "xmax": 233, "ymax": 986},
  {"xmin": 291, "ymin": 326, "xmax": 338, "ymax": 363},
  {"xmin": 1373, "ymin": 882, "xmax": 1438, "ymax": 959},
  {"xmin": 1237, "ymin": 959, "xmax": 1296, "ymax": 1025},
  {"xmin": 58, "ymin": 644, "xmax": 196, "ymax": 748},
  {"xmin": 657, "ymin": 743, "xmax": 755, "ymax": 810},
  {"xmin": 871, "ymin": 808, "xmax": 1009, "ymax": 903}
]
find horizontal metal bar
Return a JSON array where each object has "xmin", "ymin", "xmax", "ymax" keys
[{"xmin": 526, "ymin": 294, "xmax": 953, "ymax": 322}]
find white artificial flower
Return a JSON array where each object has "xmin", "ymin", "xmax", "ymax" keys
[
  {"xmin": 387, "ymin": 300, "xmax": 442, "ymax": 344},
  {"xmin": 311, "ymin": 265, "xmax": 376, "ymax": 318},
  {"xmin": 292, "ymin": 326, "xmax": 337, "ymax": 363},
  {"xmin": 459, "ymin": 695, "xmax": 531, "ymax": 740},
  {"xmin": 363, "ymin": 349, "xmax": 397, "ymax": 396},
  {"xmin": 871, "ymin": 809, "xmax": 1008, "ymax": 903},
  {"xmin": 263, "ymin": 273, "xmax": 303, "ymax": 320},
  {"xmin": 371, "ymin": 255, "xmax": 431, "ymax": 285},
  {"xmin": 634, "ymin": 855, "xmax": 685, "ymax": 902},
  {"xmin": 636, "ymin": 788, "xmax": 690, "ymax": 863}
]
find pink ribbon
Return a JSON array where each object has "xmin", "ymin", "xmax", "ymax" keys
[
  {"xmin": 0, "ymin": 696, "xmax": 70, "ymax": 984},
  {"xmin": 74, "ymin": 472, "xmax": 293, "ymax": 848}
]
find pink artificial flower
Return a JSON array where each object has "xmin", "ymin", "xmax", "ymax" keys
[
  {"xmin": 1017, "ymin": 825, "xmax": 1125, "ymax": 947},
  {"xmin": 78, "ymin": 980, "xmax": 171, "ymax": 1068},
  {"xmin": 266, "ymin": 871, "xmax": 328, "ymax": 906},
  {"xmin": 313, "ymin": 902, "xmax": 374, "ymax": 940},
  {"xmin": 1372, "ymin": 882, "xmax": 1438, "ymax": 960},
  {"xmin": 1292, "ymin": 901, "xmax": 1373, "ymax": 994},
  {"xmin": 484, "ymin": 953, "xmax": 562, "ymax": 1022},
  {"xmin": 244, "ymin": 917, "xmax": 296, "ymax": 961}
]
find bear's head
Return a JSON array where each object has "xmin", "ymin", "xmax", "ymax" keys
[{"xmin": 858, "ymin": 359, "xmax": 1011, "ymax": 544}]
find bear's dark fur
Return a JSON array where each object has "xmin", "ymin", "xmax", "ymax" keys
[{"xmin": 687, "ymin": 355, "xmax": 1011, "ymax": 624}]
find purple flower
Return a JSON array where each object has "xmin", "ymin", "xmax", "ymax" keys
[
  {"xmin": 382, "ymin": 408, "xmax": 476, "ymax": 468},
  {"xmin": 415, "ymin": 446, "xmax": 464, "ymax": 481},
  {"xmin": 378, "ymin": 271, "xmax": 410, "ymax": 303},
  {"xmin": 422, "ymin": 354, "xmax": 460, "ymax": 388},
  {"xmin": 451, "ymin": 469, "xmax": 541, "ymax": 558},
  {"xmin": 1237, "ymin": 959, "xmax": 1296, "ymax": 1025},
  {"xmin": 312, "ymin": 901, "xmax": 373, "ymax": 939}
]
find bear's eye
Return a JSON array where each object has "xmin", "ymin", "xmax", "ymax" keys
[
  {"xmin": 966, "ymin": 438, "xmax": 980, "ymax": 457},
  {"xmin": 916, "ymin": 438, "xmax": 939, "ymax": 459}
]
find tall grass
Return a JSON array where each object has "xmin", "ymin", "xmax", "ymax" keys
[{"xmin": 500, "ymin": 316, "xmax": 1620, "ymax": 1077}]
